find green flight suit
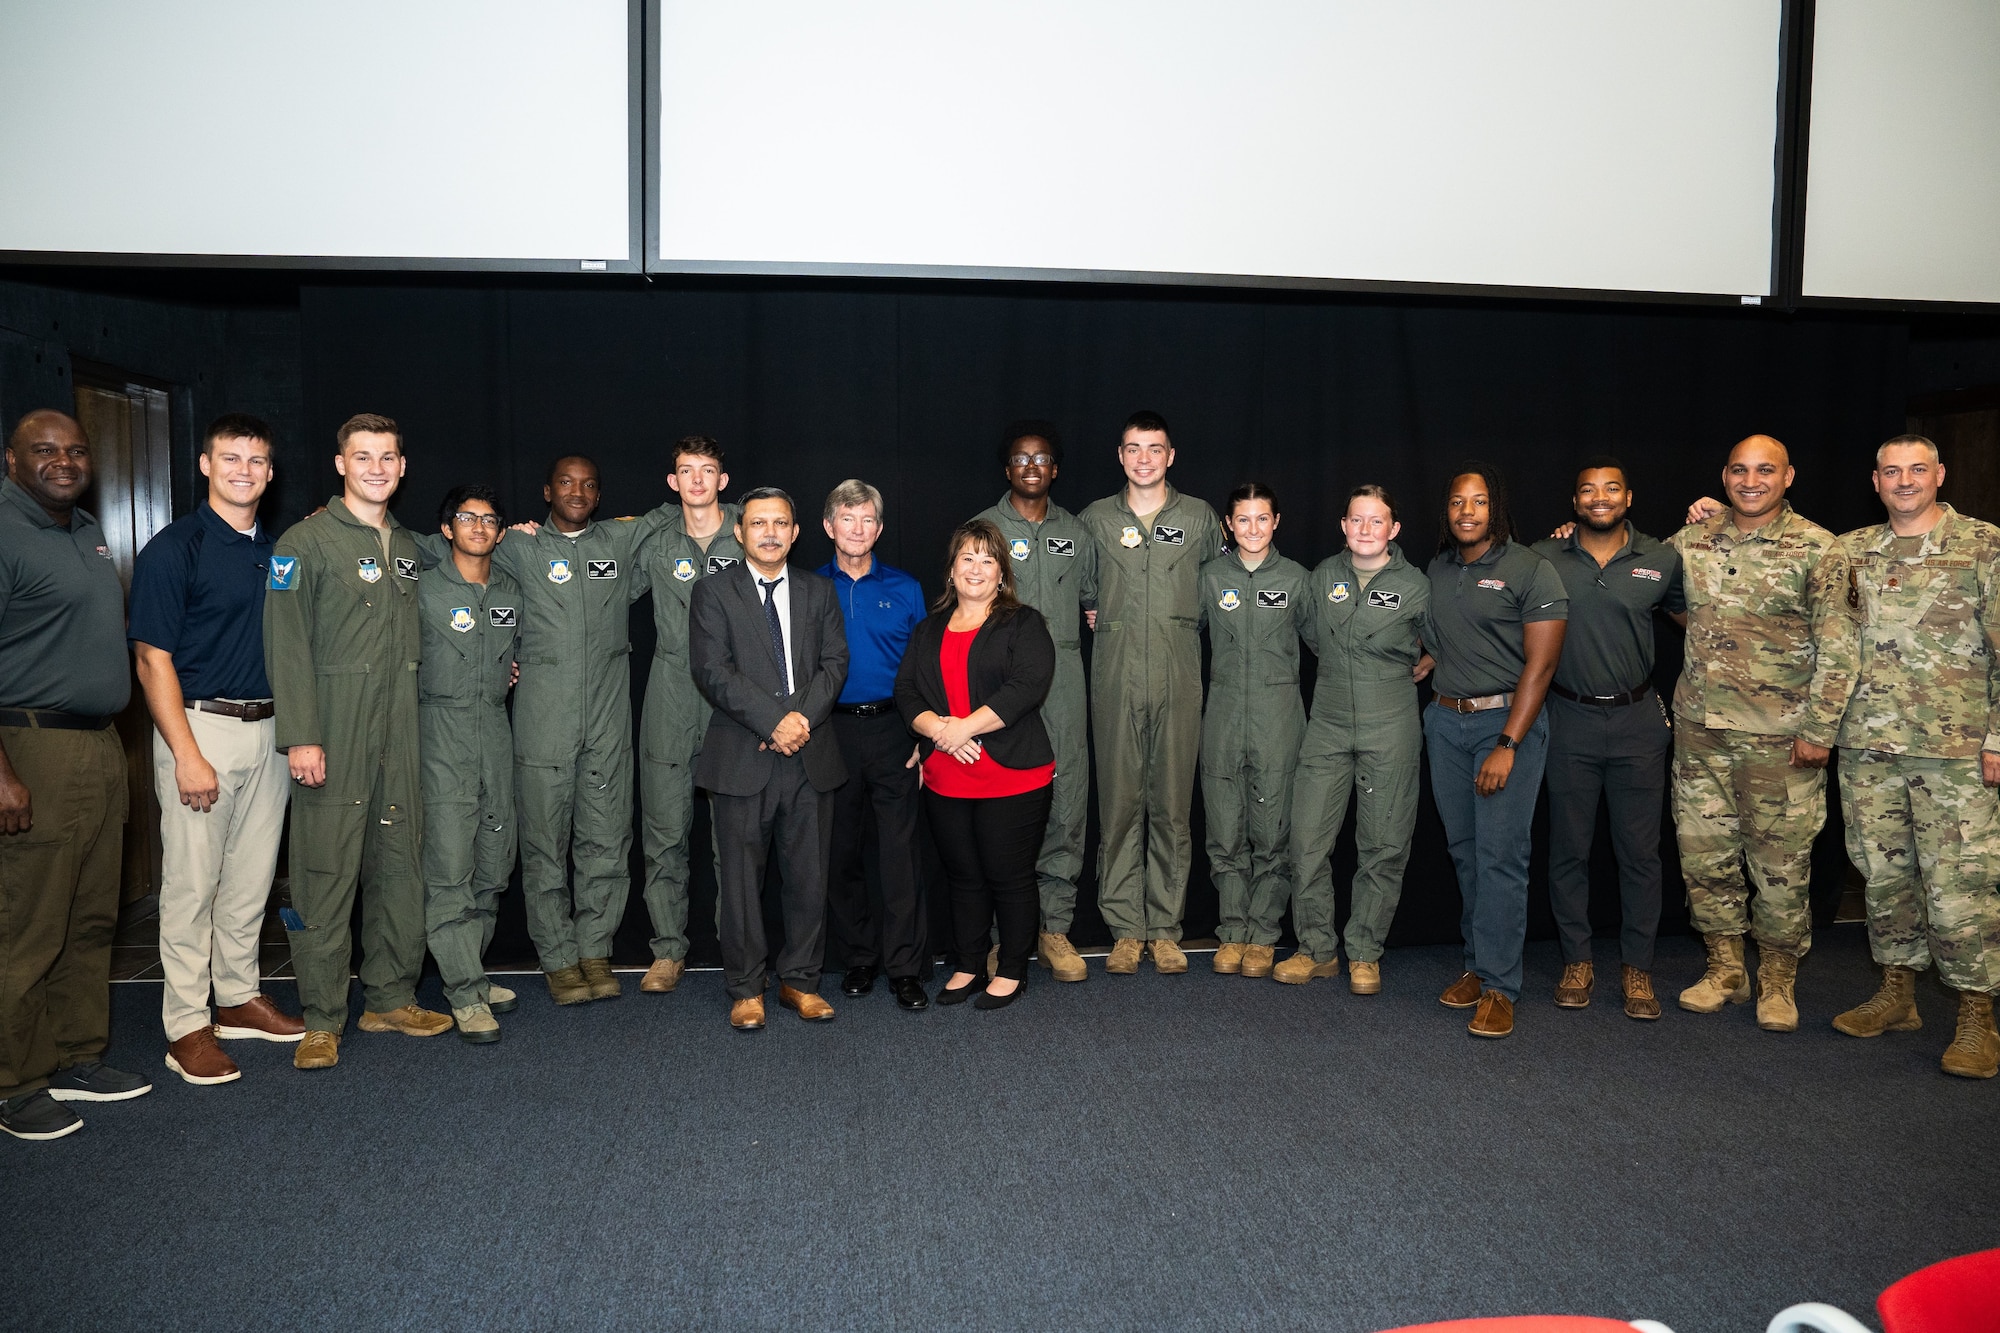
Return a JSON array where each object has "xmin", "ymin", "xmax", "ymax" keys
[
  {"xmin": 1198, "ymin": 548, "xmax": 1309, "ymax": 946},
  {"xmin": 1080, "ymin": 485, "xmax": 1224, "ymax": 942},
  {"xmin": 1287, "ymin": 545, "xmax": 1430, "ymax": 964},
  {"xmin": 975, "ymin": 495, "xmax": 1098, "ymax": 933},
  {"xmin": 636, "ymin": 505, "xmax": 743, "ymax": 962},
  {"xmin": 264, "ymin": 498, "xmax": 425, "ymax": 1034},
  {"xmin": 417, "ymin": 557, "xmax": 521, "ymax": 1011}
]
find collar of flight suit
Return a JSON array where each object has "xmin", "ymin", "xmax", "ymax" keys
[
  {"xmin": 324, "ymin": 495, "xmax": 405, "ymax": 533},
  {"xmin": 1854, "ymin": 502, "xmax": 1965, "ymax": 558},
  {"xmin": 1112, "ymin": 481, "xmax": 1184, "ymax": 520},
  {"xmin": 1333, "ymin": 540, "xmax": 1411, "ymax": 579},
  {"xmin": 1223, "ymin": 544, "xmax": 1286, "ymax": 575}
]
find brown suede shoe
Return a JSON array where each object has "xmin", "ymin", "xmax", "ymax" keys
[
  {"xmin": 1439, "ymin": 971, "xmax": 1483, "ymax": 1009},
  {"xmin": 1623, "ymin": 966, "xmax": 1661, "ymax": 1020},
  {"xmin": 1148, "ymin": 939, "xmax": 1189, "ymax": 974},
  {"xmin": 1348, "ymin": 960, "xmax": 1381, "ymax": 995},
  {"xmin": 579, "ymin": 957, "xmax": 621, "ymax": 1001},
  {"xmin": 1036, "ymin": 932, "xmax": 1088, "ymax": 983},
  {"xmin": 214, "ymin": 995, "xmax": 305, "ymax": 1043},
  {"xmin": 1555, "ymin": 961, "xmax": 1594, "ymax": 1009},
  {"xmin": 640, "ymin": 958, "xmax": 685, "ymax": 994},
  {"xmin": 293, "ymin": 1031, "xmax": 340, "ymax": 1070},
  {"xmin": 357, "ymin": 1004, "xmax": 453, "ymax": 1037},
  {"xmin": 1212, "ymin": 942, "xmax": 1247, "ymax": 975},
  {"xmin": 1239, "ymin": 945, "xmax": 1276, "ymax": 979},
  {"xmin": 165, "ymin": 1027, "xmax": 240, "ymax": 1085},
  {"xmin": 1469, "ymin": 989, "xmax": 1515, "ymax": 1038},
  {"xmin": 729, "ymin": 996, "xmax": 766, "ymax": 1031},
  {"xmin": 778, "ymin": 985, "xmax": 835, "ymax": 1021},
  {"xmin": 1106, "ymin": 939, "xmax": 1143, "ymax": 975}
]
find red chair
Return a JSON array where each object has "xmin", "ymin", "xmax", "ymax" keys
[
  {"xmin": 1878, "ymin": 1248, "xmax": 2000, "ymax": 1333},
  {"xmin": 1381, "ymin": 1319, "xmax": 1669, "ymax": 1333}
]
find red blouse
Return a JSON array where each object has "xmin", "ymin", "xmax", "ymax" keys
[{"xmin": 921, "ymin": 627, "xmax": 1056, "ymax": 799}]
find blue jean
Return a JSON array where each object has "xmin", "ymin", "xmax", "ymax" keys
[{"xmin": 1423, "ymin": 704, "xmax": 1549, "ymax": 1001}]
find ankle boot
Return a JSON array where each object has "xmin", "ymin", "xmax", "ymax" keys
[
  {"xmin": 1940, "ymin": 991, "xmax": 1999, "ymax": 1079},
  {"xmin": 1832, "ymin": 965, "xmax": 1922, "ymax": 1037},
  {"xmin": 1678, "ymin": 934, "xmax": 1749, "ymax": 1013},
  {"xmin": 1756, "ymin": 950, "xmax": 1799, "ymax": 1032}
]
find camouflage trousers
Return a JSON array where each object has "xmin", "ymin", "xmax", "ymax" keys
[
  {"xmin": 1672, "ymin": 724, "xmax": 1824, "ymax": 955},
  {"xmin": 1838, "ymin": 748, "xmax": 2000, "ymax": 994}
]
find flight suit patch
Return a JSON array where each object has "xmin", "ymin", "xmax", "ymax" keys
[
  {"xmin": 1218, "ymin": 589, "xmax": 1241, "ymax": 611},
  {"xmin": 490, "ymin": 607, "xmax": 517, "ymax": 627},
  {"xmin": 1009, "ymin": 538, "xmax": 1031, "ymax": 561},
  {"xmin": 449, "ymin": 607, "xmax": 475, "ymax": 633},
  {"xmin": 394, "ymin": 557, "xmax": 418, "ymax": 580},
  {"xmin": 548, "ymin": 559, "xmax": 573, "ymax": 584},
  {"xmin": 1153, "ymin": 525, "xmax": 1185, "ymax": 545},
  {"xmin": 1329, "ymin": 581, "xmax": 1350, "ymax": 603},
  {"xmin": 1366, "ymin": 589, "xmax": 1402, "ymax": 609},
  {"xmin": 1256, "ymin": 589, "xmax": 1288, "ymax": 609},
  {"xmin": 587, "ymin": 560, "xmax": 618, "ymax": 580},
  {"xmin": 706, "ymin": 555, "xmax": 738, "ymax": 574},
  {"xmin": 268, "ymin": 556, "xmax": 297, "ymax": 591},
  {"xmin": 1046, "ymin": 537, "xmax": 1074, "ymax": 557},
  {"xmin": 357, "ymin": 557, "xmax": 382, "ymax": 584},
  {"xmin": 673, "ymin": 558, "xmax": 696, "ymax": 582},
  {"xmin": 1120, "ymin": 526, "xmax": 1142, "ymax": 549}
]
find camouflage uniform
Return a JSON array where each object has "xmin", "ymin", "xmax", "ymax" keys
[
  {"xmin": 1822, "ymin": 505, "xmax": 2000, "ymax": 994},
  {"xmin": 1669, "ymin": 503, "xmax": 1848, "ymax": 955}
]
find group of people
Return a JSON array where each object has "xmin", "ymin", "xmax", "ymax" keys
[{"xmin": 2, "ymin": 403, "xmax": 1997, "ymax": 1143}]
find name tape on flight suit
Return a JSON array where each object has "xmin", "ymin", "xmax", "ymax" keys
[
  {"xmin": 706, "ymin": 555, "xmax": 738, "ymax": 574},
  {"xmin": 587, "ymin": 560, "xmax": 618, "ymax": 579},
  {"xmin": 394, "ymin": 557, "xmax": 418, "ymax": 580},
  {"xmin": 1256, "ymin": 589, "xmax": 1288, "ymax": 608},
  {"xmin": 1367, "ymin": 589, "xmax": 1401, "ymax": 609},
  {"xmin": 1153, "ymin": 525, "xmax": 1185, "ymax": 545},
  {"xmin": 1046, "ymin": 537, "xmax": 1074, "ymax": 557},
  {"xmin": 490, "ymin": 607, "xmax": 517, "ymax": 627}
]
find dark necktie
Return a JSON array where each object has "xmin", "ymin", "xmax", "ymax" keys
[{"xmin": 760, "ymin": 577, "xmax": 788, "ymax": 692}]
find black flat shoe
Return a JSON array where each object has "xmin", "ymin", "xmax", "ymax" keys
[
  {"xmin": 841, "ymin": 964, "xmax": 878, "ymax": 997},
  {"xmin": 936, "ymin": 973, "xmax": 987, "ymax": 1006},
  {"xmin": 891, "ymin": 976, "xmax": 929, "ymax": 1011},
  {"xmin": 974, "ymin": 980, "xmax": 1024, "ymax": 1011}
]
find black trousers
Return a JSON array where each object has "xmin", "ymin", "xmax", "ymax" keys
[
  {"xmin": 1544, "ymin": 691, "xmax": 1672, "ymax": 970},
  {"xmin": 826, "ymin": 711, "xmax": 928, "ymax": 978},
  {"xmin": 925, "ymin": 784, "xmax": 1052, "ymax": 982},
  {"xmin": 710, "ymin": 759, "xmax": 833, "ymax": 1000}
]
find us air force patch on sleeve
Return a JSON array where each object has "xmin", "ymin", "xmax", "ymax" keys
[
  {"xmin": 673, "ymin": 557, "xmax": 696, "ymax": 582},
  {"xmin": 706, "ymin": 555, "xmax": 738, "ymax": 574},
  {"xmin": 1218, "ymin": 588, "xmax": 1241, "ymax": 611},
  {"xmin": 1009, "ymin": 538, "xmax": 1031, "ymax": 561},
  {"xmin": 1120, "ymin": 526, "xmax": 1142, "ymax": 549},
  {"xmin": 489, "ymin": 606, "xmax": 517, "ymax": 628},
  {"xmin": 1046, "ymin": 537, "xmax": 1074, "ymax": 557},
  {"xmin": 1153, "ymin": 525, "xmax": 1185, "ymax": 545},
  {"xmin": 268, "ymin": 556, "xmax": 297, "ymax": 591},
  {"xmin": 1257, "ymin": 589, "xmax": 1288, "ymax": 609},
  {"xmin": 394, "ymin": 557, "xmax": 418, "ymax": 580},
  {"xmin": 1329, "ymin": 581, "xmax": 1351, "ymax": 603},
  {"xmin": 449, "ymin": 607, "xmax": 475, "ymax": 633},
  {"xmin": 586, "ymin": 560, "xmax": 618, "ymax": 580},
  {"xmin": 1367, "ymin": 589, "xmax": 1402, "ymax": 609},
  {"xmin": 548, "ymin": 559, "xmax": 573, "ymax": 584},
  {"xmin": 357, "ymin": 557, "xmax": 382, "ymax": 584}
]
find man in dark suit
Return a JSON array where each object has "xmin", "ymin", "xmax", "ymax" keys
[{"xmin": 690, "ymin": 487, "xmax": 850, "ymax": 1031}]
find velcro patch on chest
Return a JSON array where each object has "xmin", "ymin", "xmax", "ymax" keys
[
  {"xmin": 1153, "ymin": 525, "xmax": 1185, "ymax": 545},
  {"xmin": 394, "ymin": 557, "xmax": 419, "ymax": 580},
  {"xmin": 547, "ymin": 559, "xmax": 573, "ymax": 584},
  {"xmin": 490, "ymin": 606, "xmax": 517, "ymax": 627},
  {"xmin": 586, "ymin": 560, "xmax": 618, "ymax": 580},
  {"xmin": 706, "ymin": 555, "xmax": 738, "ymax": 574},
  {"xmin": 1009, "ymin": 538, "xmax": 1031, "ymax": 561},
  {"xmin": 1631, "ymin": 567, "xmax": 1663, "ymax": 581},
  {"xmin": 1367, "ymin": 589, "xmax": 1401, "ymax": 609},
  {"xmin": 1218, "ymin": 588, "xmax": 1241, "ymax": 611},
  {"xmin": 672, "ymin": 558, "xmax": 695, "ymax": 582},
  {"xmin": 1046, "ymin": 537, "xmax": 1074, "ymax": 557},
  {"xmin": 1477, "ymin": 578, "xmax": 1507, "ymax": 591},
  {"xmin": 1256, "ymin": 589, "xmax": 1288, "ymax": 608},
  {"xmin": 449, "ymin": 607, "xmax": 474, "ymax": 633},
  {"xmin": 1329, "ymin": 581, "xmax": 1351, "ymax": 603},
  {"xmin": 357, "ymin": 557, "xmax": 381, "ymax": 584}
]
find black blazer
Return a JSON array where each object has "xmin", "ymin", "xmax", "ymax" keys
[
  {"xmin": 690, "ymin": 562, "xmax": 849, "ymax": 795},
  {"xmin": 895, "ymin": 603, "xmax": 1055, "ymax": 771}
]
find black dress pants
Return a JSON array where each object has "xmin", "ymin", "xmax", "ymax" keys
[
  {"xmin": 826, "ymin": 711, "xmax": 928, "ymax": 978},
  {"xmin": 1544, "ymin": 691, "xmax": 1671, "ymax": 971},
  {"xmin": 925, "ymin": 784, "xmax": 1052, "ymax": 981},
  {"xmin": 711, "ymin": 758, "xmax": 833, "ymax": 1000}
]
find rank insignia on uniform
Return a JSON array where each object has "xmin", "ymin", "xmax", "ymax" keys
[
  {"xmin": 1366, "ymin": 589, "xmax": 1401, "ymax": 609},
  {"xmin": 268, "ymin": 556, "xmax": 297, "ymax": 591},
  {"xmin": 1009, "ymin": 538, "xmax": 1031, "ymax": 561},
  {"xmin": 706, "ymin": 555, "xmax": 738, "ymax": 574},
  {"xmin": 1630, "ymin": 567, "xmax": 1662, "ymax": 582},
  {"xmin": 1120, "ymin": 526, "xmax": 1142, "ymax": 549},
  {"xmin": 1257, "ymin": 589, "xmax": 1288, "ymax": 609},
  {"xmin": 1477, "ymin": 578, "xmax": 1507, "ymax": 591},
  {"xmin": 587, "ymin": 560, "xmax": 618, "ymax": 579},
  {"xmin": 1218, "ymin": 588, "xmax": 1242, "ymax": 611},
  {"xmin": 394, "ymin": 557, "xmax": 419, "ymax": 580},
  {"xmin": 1046, "ymin": 537, "xmax": 1074, "ymax": 557},
  {"xmin": 1329, "ymin": 581, "xmax": 1350, "ymax": 603},
  {"xmin": 673, "ymin": 558, "xmax": 696, "ymax": 582},
  {"xmin": 357, "ymin": 557, "xmax": 382, "ymax": 584},
  {"xmin": 1154, "ymin": 525, "xmax": 1185, "ymax": 545},
  {"xmin": 449, "ymin": 607, "xmax": 475, "ymax": 633},
  {"xmin": 548, "ymin": 559, "xmax": 573, "ymax": 584},
  {"xmin": 490, "ymin": 606, "xmax": 517, "ymax": 627}
]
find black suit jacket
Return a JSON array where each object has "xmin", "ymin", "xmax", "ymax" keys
[
  {"xmin": 691, "ymin": 561, "xmax": 849, "ymax": 795},
  {"xmin": 894, "ymin": 603, "xmax": 1055, "ymax": 770}
]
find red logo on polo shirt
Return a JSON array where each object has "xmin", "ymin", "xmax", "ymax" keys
[{"xmin": 1476, "ymin": 578, "xmax": 1506, "ymax": 590}]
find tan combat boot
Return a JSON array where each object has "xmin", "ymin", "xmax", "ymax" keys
[
  {"xmin": 1832, "ymin": 966, "xmax": 1922, "ymax": 1037},
  {"xmin": 293, "ymin": 1031, "xmax": 339, "ymax": 1070},
  {"xmin": 1212, "ymin": 942, "xmax": 1246, "ymax": 975},
  {"xmin": 640, "ymin": 958, "xmax": 684, "ymax": 994},
  {"xmin": 1678, "ymin": 934, "xmax": 1750, "ymax": 1013},
  {"xmin": 1106, "ymin": 939, "xmax": 1143, "ymax": 975},
  {"xmin": 579, "ymin": 958, "xmax": 621, "ymax": 1001},
  {"xmin": 1940, "ymin": 991, "xmax": 1998, "ymax": 1079},
  {"xmin": 545, "ymin": 964, "xmax": 594, "ymax": 1006},
  {"xmin": 1756, "ymin": 950, "xmax": 1799, "ymax": 1032},
  {"xmin": 1348, "ymin": 959, "xmax": 1380, "ymax": 995},
  {"xmin": 1148, "ymin": 939, "xmax": 1189, "ymax": 974},
  {"xmin": 1555, "ymin": 961, "xmax": 1593, "ymax": 1009},
  {"xmin": 1240, "ymin": 945, "xmax": 1276, "ymax": 979},
  {"xmin": 1037, "ymin": 932, "xmax": 1088, "ymax": 983},
  {"xmin": 1273, "ymin": 952, "xmax": 1340, "ymax": 985}
]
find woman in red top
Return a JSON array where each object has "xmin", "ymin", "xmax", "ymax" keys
[{"xmin": 894, "ymin": 520, "xmax": 1056, "ymax": 1008}]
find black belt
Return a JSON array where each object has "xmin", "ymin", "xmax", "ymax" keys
[
  {"xmin": 1549, "ymin": 681, "xmax": 1652, "ymax": 707},
  {"xmin": 191, "ymin": 698, "xmax": 276, "ymax": 722},
  {"xmin": 834, "ymin": 700, "xmax": 897, "ymax": 717},
  {"xmin": 0, "ymin": 708, "xmax": 114, "ymax": 731}
]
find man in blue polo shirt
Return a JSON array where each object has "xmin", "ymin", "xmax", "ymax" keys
[
  {"xmin": 818, "ymin": 479, "xmax": 930, "ymax": 1010},
  {"xmin": 131, "ymin": 415, "xmax": 303, "ymax": 1086}
]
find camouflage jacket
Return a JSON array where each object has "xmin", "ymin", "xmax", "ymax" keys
[
  {"xmin": 1669, "ymin": 501, "xmax": 1848, "ymax": 744},
  {"xmin": 1822, "ymin": 504, "xmax": 2000, "ymax": 758}
]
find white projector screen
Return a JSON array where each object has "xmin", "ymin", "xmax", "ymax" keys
[
  {"xmin": 0, "ymin": 1, "xmax": 636, "ymax": 269},
  {"xmin": 1802, "ymin": 0, "xmax": 2000, "ymax": 305},
  {"xmin": 655, "ymin": 0, "xmax": 1783, "ymax": 297}
]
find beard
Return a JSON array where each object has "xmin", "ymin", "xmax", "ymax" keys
[{"xmin": 1579, "ymin": 511, "xmax": 1625, "ymax": 534}]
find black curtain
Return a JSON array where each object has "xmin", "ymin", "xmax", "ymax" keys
[{"xmin": 295, "ymin": 282, "xmax": 1906, "ymax": 967}]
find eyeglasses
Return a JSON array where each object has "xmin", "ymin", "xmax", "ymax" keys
[
  {"xmin": 1008, "ymin": 454, "xmax": 1055, "ymax": 467},
  {"xmin": 452, "ymin": 512, "xmax": 502, "ymax": 529}
]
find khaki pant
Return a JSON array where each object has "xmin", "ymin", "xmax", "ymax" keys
[
  {"xmin": 153, "ymin": 709, "xmax": 290, "ymax": 1042},
  {"xmin": 0, "ymin": 723, "xmax": 125, "ymax": 1099}
]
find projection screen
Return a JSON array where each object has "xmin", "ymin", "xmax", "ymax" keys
[
  {"xmin": 653, "ymin": 0, "xmax": 1785, "ymax": 298},
  {"xmin": 1802, "ymin": 0, "xmax": 2000, "ymax": 305},
  {"xmin": 0, "ymin": 0, "xmax": 638, "ymax": 270}
]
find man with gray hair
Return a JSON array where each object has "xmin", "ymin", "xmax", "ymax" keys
[{"xmin": 817, "ymin": 480, "xmax": 931, "ymax": 1010}]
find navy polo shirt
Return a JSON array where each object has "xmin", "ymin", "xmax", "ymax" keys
[
  {"xmin": 819, "ymin": 555, "xmax": 926, "ymax": 704},
  {"xmin": 129, "ymin": 502, "xmax": 275, "ymax": 699}
]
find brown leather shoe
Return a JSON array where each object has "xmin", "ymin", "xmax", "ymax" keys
[
  {"xmin": 1239, "ymin": 945, "xmax": 1276, "ymax": 979},
  {"xmin": 640, "ymin": 958, "xmax": 685, "ymax": 994},
  {"xmin": 1106, "ymin": 939, "xmax": 1143, "ymax": 975},
  {"xmin": 214, "ymin": 995, "xmax": 305, "ymax": 1043},
  {"xmin": 165, "ymin": 1027, "xmax": 240, "ymax": 1085},
  {"xmin": 1469, "ymin": 989, "xmax": 1515, "ymax": 1038},
  {"xmin": 729, "ymin": 996, "xmax": 765, "ymax": 1031},
  {"xmin": 1439, "ymin": 971, "xmax": 1483, "ymax": 1009},
  {"xmin": 293, "ymin": 1030, "xmax": 340, "ymax": 1070},
  {"xmin": 1212, "ymin": 942, "xmax": 1247, "ymax": 975},
  {"xmin": 1555, "ymin": 960, "xmax": 1594, "ymax": 1009},
  {"xmin": 1623, "ymin": 966, "xmax": 1661, "ymax": 1021},
  {"xmin": 357, "ymin": 1004, "xmax": 453, "ymax": 1037},
  {"xmin": 778, "ymin": 985, "xmax": 835, "ymax": 1021}
]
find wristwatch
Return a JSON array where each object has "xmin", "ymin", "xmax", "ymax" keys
[{"xmin": 1492, "ymin": 734, "xmax": 1516, "ymax": 751}]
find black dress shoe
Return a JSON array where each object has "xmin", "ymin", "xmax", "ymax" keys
[
  {"xmin": 975, "ymin": 980, "xmax": 1024, "ymax": 1011},
  {"xmin": 936, "ymin": 973, "xmax": 987, "ymax": 1006},
  {"xmin": 841, "ymin": 965, "xmax": 878, "ymax": 997},
  {"xmin": 891, "ymin": 976, "xmax": 929, "ymax": 1011}
]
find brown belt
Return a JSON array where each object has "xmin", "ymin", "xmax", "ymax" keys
[
  {"xmin": 191, "ymin": 698, "xmax": 276, "ymax": 722},
  {"xmin": 0, "ymin": 707, "xmax": 114, "ymax": 730},
  {"xmin": 1432, "ymin": 692, "xmax": 1514, "ymax": 714}
]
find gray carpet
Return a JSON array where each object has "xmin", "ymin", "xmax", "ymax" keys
[{"xmin": 3, "ymin": 927, "xmax": 1993, "ymax": 1333}]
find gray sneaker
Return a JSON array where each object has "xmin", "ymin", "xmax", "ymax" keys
[
  {"xmin": 0, "ymin": 1090, "xmax": 83, "ymax": 1141},
  {"xmin": 45, "ymin": 1061, "xmax": 152, "ymax": 1102}
]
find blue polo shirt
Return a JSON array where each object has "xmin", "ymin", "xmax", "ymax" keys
[
  {"xmin": 819, "ymin": 555, "xmax": 926, "ymax": 704},
  {"xmin": 129, "ymin": 502, "xmax": 275, "ymax": 699}
]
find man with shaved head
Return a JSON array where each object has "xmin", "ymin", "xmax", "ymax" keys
[
  {"xmin": 1670, "ymin": 435, "xmax": 1849, "ymax": 1032},
  {"xmin": 0, "ymin": 410, "xmax": 152, "ymax": 1140}
]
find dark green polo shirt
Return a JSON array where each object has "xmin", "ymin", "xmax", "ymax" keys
[
  {"xmin": 1423, "ymin": 538, "xmax": 1568, "ymax": 699},
  {"xmin": 0, "ymin": 478, "xmax": 130, "ymax": 716},
  {"xmin": 1531, "ymin": 525, "xmax": 1685, "ymax": 698}
]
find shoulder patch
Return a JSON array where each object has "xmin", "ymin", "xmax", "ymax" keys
[
  {"xmin": 1366, "ymin": 588, "xmax": 1401, "ymax": 609},
  {"xmin": 1256, "ymin": 589, "xmax": 1288, "ymax": 609},
  {"xmin": 268, "ymin": 556, "xmax": 297, "ymax": 591}
]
